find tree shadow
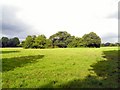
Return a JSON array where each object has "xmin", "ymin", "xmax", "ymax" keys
[
  {"xmin": 88, "ymin": 50, "xmax": 119, "ymax": 88},
  {"xmin": 39, "ymin": 50, "xmax": 119, "ymax": 88},
  {"xmin": 2, "ymin": 55, "xmax": 44, "ymax": 72},
  {"xmin": 58, "ymin": 76, "xmax": 106, "ymax": 88},
  {"xmin": 0, "ymin": 51, "xmax": 20, "ymax": 54},
  {"xmin": 39, "ymin": 76, "xmax": 105, "ymax": 89}
]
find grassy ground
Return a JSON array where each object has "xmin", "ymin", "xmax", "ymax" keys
[{"xmin": 1, "ymin": 47, "xmax": 119, "ymax": 88}]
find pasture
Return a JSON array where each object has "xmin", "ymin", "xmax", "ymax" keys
[{"xmin": 1, "ymin": 47, "xmax": 119, "ymax": 88}]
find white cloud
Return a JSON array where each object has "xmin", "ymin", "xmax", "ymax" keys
[{"xmin": 1, "ymin": 0, "xmax": 119, "ymax": 43}]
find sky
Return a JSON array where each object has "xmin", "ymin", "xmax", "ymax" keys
[{"xmin": 0, "ymin": 0, "xmax": 119, "ymax": 43}]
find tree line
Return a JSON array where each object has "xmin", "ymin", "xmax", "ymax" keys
[
  {"xmin": 21, "ymin": 31, "xmax": 101, "ymax": 48},
  {"xmin": 0, "ymin": 37, "xmax": 20, "ymax": 47},
  {"xmin": 101, "ymin": 42, "xmax": 120, "ymax": 47},
  {"xmin": 1, "ymin": 31, "xmax": 119, "ymax": 48}
]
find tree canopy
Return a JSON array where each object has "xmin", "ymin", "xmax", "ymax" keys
[
  {"xmin": 2, "ymin": 31, "xmax": 118, "ymax": 48},
  {"xmin": 82, "ymin": 32, "xmax": 101, "ymax": 48},
  {"xmin": 49, "ymin": 31, "xmax": 71, "ymax": 48},
  {"xmin": 22, "ymin": 31, "xmax": 102, "ymax": 49},
  {"xmin": 0, "ymin": 37, "xmax": 20, "ymax": 47}
]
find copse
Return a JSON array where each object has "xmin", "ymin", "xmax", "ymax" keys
[
  {"xmin": 23, "ymin": 35, "xmax": 51, "ymax": 49},
  {"xmin": 8, "ymin": 37, "xmax": 20, "ymax": 47},
  {"xmin": 82, "ymin": 32, "xmax": 101, "ymax": 48},
  {"xmin": 101, "ymin": 42, "xmax": 120, "ymax": 47},
  {"xmin": 67, "ymin": 37, "xmax": 83, "ymax": 48},
  {"xmin": 49, "ymin": 31, "xmax": 71, "ymax": 48},
  {"xmin": 1, "ymin": 37, "xmax": 9, "ymax": 47},
  {"xmin": 0, "ymin": 37, "xmax": 20, "ymax": 47},
  {"xmin": 22, "ymin": 31, "xmax": 102, "ymax": 49},
  {"xmin": 34, "ymin": 35, "xmax": 47, "ymax": 49},
  {"xmin": 23, "ymin": 35, "xmax": 35, "ymax": 48}
]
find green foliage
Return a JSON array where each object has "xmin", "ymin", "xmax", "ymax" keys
[
  {"xmin": 49, "ymin": 31, "xmax": 72, "ymax": 48},
  {"xmin": 101, "ymin": 42, "xmax": 120, "ymax": 47},
  {"xmin": 67, "ymin": 37, "xmax": 83, "ymax": 47},
  {"xmin": 45, "ymin": 39, "xmax": 52, "ymax": 48},
  {"xmin": 82, "ymin": 32, "xmax": 101, "ymax": 48},
  {"xmin": 23, "ymin": 35, "xmax": 52, "ymax": 49},
  {"xmin": 1, "ymin": 31, "xmax": 119, "ymax": 49},
  {"xmin": 34, "ymin": 35, "xmax": 47, "ymax": 48},
  {"xmin": 1, "ymin": 37, "xmax": 9, "ymax": 47},
  {"xmin": 1, "ymin": 37, "xmax": 20, "ymax": 47},
  {"xmin": 8, "ymin": 37, "xmax": 20, "ymax": 47},
  {"xmin": 24, "ymin": 35, "xmax": 34, "ymax": 48},
  {"xmin": 22, "ymin": 31, "xmax": 102, "ymax": 49},
  {"xmin": 19, "ymin": 41, "xmax": 25, "ymax": 47}
]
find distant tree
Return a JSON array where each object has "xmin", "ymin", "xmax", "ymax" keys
[
  {"xmin": 1, "ymin": 37, "xmax": 9, "ymax": 47},
  {"xmin": 13, "ymin": 37, "xmax": 20, "ymax": 46},
  {"xmin": 82, "ymin": 32, "xmax": 101, "ymax": 48},
  {"xmin": 8, "ymin": 39, "xmax": 12, "ymax": 47},
  {"xmin": 67, "ymin": 37, "xmax": 83, "ymax": 47},
  {"xmin": 65, "ymin": 36, "xmax": 75, "ymax": 48},
  {"xmin": 115, "ymin": 43, "xmax": 120, "ymax": 46},
  {"xmin": 31, "ymin": 35, "xmax": 37, "ymax": 48},
  {"xmin": 24, "ymin": 35, "xmax": 34, "ymax": 48},
  {"xmin": 19, "ymin": 41, "xmax": 25, "ymax": 47},
  {"xmin": 8, "ymin": 37, "xmax": 20, "ymax": 47},
  {"xmin": 34, "ymin": 35, "xmax": 47, "ymax": 48},
  {"xmin": 49, "ymin": 31, "xmax": 71, "ymax": 48},
  {"xmin": 101, "ymin": 42, "xmax": 119, "ymax": 47},
  {"xmin": 110, "ymin": 43, "xmax": 116, "ymax": 47},
  {"xmin": 21, "ymin": 31, "xmax": 102, "ymax": 49},
  {"xmin": 45, "ymin": 39, "xmax": 52, "ymax": 48},
  {"xmin": 101, "ymin": 43, "xmax": 105, "ymax": 47},
  {"xmin": 1, "ymin": 37, "xmax": 20, "ymax": 47},
  {"xmin": 104, "ymin": 42, "xmax": 111, "ymax": 46}
]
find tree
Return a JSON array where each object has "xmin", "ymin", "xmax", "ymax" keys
[
  {"xmin": 8, "ymin": 37, "xmax": 20, "ymax": 47},
  {"xmin": 45, "ymin": 39, "xmax": 52, "ymax": 48},
  {"xmin": 19, "ymin": 41, "xmax": 25, "ymax": 47},
  {"xmin": 49, "ymin": 31, "xmax": 71, "ymax": 48},
  {"xmin": 110, "ymin": 43, "xmax": 116, "ymax": 47},
  {"xmin": 1, "ymin": 37, "xmax": 20, "ymax": 47},
  {"xmin": 1, "ymin": 37, "xmax": 9, "ymax": 47},
  {"xmin": 67, "ymin": 37, "xmax": 83, "ymax": 47},
  {"xmin": 31, "ymin": 35, "xmax": 37, "ymax": 48},
  {"xmin": 82, "ymin": 32, "xmax": 101, "ymax": 48},
  {"xmin": 34, "ymin": 34, "xmax": 47, "ymax": 48},
  {"xmin": 22, "ymin": 31, "xmax": 102, "ymax": 49},
  {"xmin": 101, "ymin": 43, "xmax": 105, "ymax": 47},
  {"xmin": 115, "ymin": 43, "xmax": 120, "ymax": 46},
  {"xmin": 24, "ymin": 35, "xmax": 34, "ymax": 48}
]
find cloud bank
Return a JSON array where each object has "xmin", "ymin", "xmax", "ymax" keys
[{"xmin": 1, "ymin": 6, "xmax": 31, "ymax": 40}]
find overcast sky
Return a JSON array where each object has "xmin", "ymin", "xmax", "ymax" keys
[{"xmin": 0, "ymin": 0, "xmax": 119, "ymax": 43}]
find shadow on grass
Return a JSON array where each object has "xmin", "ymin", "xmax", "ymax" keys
[
  {"xmin": 39, "ymin": 76, "xmax": 105, "ymax": 89},
  {"xmin": 39, "ymin": 50, "xmax": 119, "ymax": 88},
  {"xmin": 1, "ymin": 51, "xmax": 20, "ymax": 54},
  {"xmin": 89, "ymin": 50, "xmax": 119, "ymax": 87},
  {"xmin": 2, "ymin": 55, "xmax": 44, "ymax": 72}
]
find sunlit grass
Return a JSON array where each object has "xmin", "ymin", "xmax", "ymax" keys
[{"xmin": 1, "ymin": 47, "xmax": 119, "ymax": 88}]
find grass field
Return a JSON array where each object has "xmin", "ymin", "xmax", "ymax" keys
[{"xmin": 1, "ymin": 47, "xmax": 119, "ymax": 88}]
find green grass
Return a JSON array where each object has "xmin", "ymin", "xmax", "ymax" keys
[{"xmin": 1, "ymin": 47, "xmax": 119, "ymax": 88}]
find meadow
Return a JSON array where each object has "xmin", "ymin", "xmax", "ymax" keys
[{"xmin": 1, "ymin": 47, "xmax": 119, "ymax": 88}]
